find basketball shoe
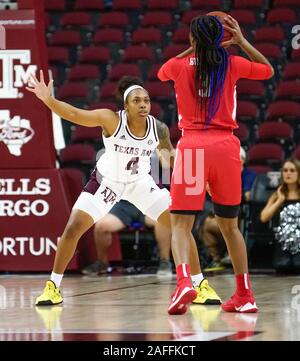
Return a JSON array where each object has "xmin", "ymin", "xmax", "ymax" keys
[
  {"xmin": 35, "ymin": 280, "xmax": 63, "ymax": 306},
  {"xmin": 168, "ymin": 279, "xmax": 197, "ymax": 315},
  {"xmin": 221, "ymin": 291, "xmax": 258, "ymax": 313},
  {"xmin": 192, "ymin": 279, "xmax": 222, "ymax": 305}
]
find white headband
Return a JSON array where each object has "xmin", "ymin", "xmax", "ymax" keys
[{"xmin": 123, "ymin": 85, "xmax": 145, "ymax": 102}]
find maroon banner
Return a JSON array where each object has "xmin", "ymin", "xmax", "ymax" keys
[
  {"xmin": 0, "ymin": 9, "xmax": 56, "ymax": 169},
  {"xmin": 0, "ymin": 169, "xmax": 78, "ymax": 271}
]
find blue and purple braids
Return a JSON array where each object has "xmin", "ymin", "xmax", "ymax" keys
[{"xmin": 190, "ymin": 15, "xmax": 229, "ymax": 125}]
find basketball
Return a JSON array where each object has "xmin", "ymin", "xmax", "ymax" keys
[{"xmin": 207, "ymin": 11, "xmax": 233, "ymax": 43}]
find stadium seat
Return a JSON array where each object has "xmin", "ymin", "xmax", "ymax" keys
[
  {"xmin": 253, "ymin": 43, "xmax": 282, "ymax": 61},
  {"xmin": 276, "ymin": 81, "xmax": 300, "ymax": 100},
  {"xmin": 291, "ymin": 49, "xmax": 300, "ymax": 62},
  {"xmin": 68, "ymin": 64, "xmax": 100, "ymax": 81},
  {"xmin": 145, "ymin": 81, "xmax": 174, "ymax": 100},
  {"xmin": 79, "ymin": 46, "xmax": 110, "ymax": 64},
  {"xmin": 88, "ymin": 102, "xmax": 118, "ymax": 111},
  {"xmin": 48, "ymin": 46, "xmax": 69, "ymax": 64},
  {"xmin": 283, "ymin": 63, "xmax": 300, "ymax": 80},
  {"xmin": 98, "ymin": 12, "xmax": 129, "ymax": 28},
  {"xmin": 108, "ymin": 64, "xmax": 141, "ymax": 81},
  {"xmin": 191, "ymin": 0, "xmax": 222, "ymax": 9},
  {"xmin": 274, "ymin": 0, "xmax": 300, "ymax": 6},
  {"xmin": 234, "ymin": 122, "xmax": 249, "ymax": 144},
  {"xmin": 58, "ymin": 83, "xmax": 89, "ymax": 101},
  {"xmin": 113, "ymin": 0, "xmax": 142, "ymax": 10},
  {"xmin": 247, "ymin": 143, "xmax": 284, "ymax": 165},
  {"xmin": 147, "ymin": 0, "xmax": 178, "ymax": 11},
  {"xmin": 294, "ymin": 145, "xmax": 300, "ymax": 160},
  {"xmin": 148, "ymin": 64, "xmax": 161, "ymax": 80},
  {"xmin": 236, "ymin": 101, "xmax": 259, "ymax": 122},
  {"xmin": 132, "ymin": 28, "xmax": 162, "ymax": 44},
  {"xmin": 93, "ymin": 29, "xmax": 124, "ymax": 44},
  {"xmin": 237, "ymin": 80, "xmax": 266, "ymax": 101},
  {"xmin": 61, "ymin": 12, "xmax": 92, "ymax": 28},
  {"xmin": 74, "ymin": 0, "xmax": 105, "ymax": 10},
  {"xmin": 71, "ymin": 125, "xmax": 102, "ymax": 143},
  {"xmin": 122, "ymin": 46, "xmax": 155, "ymax": 62},
  {"xmin": 51, "ymin": 30, "xmax": 81, "ymax": 46},
  {"xmin": 141, "ymin": 12, "xmax": 172, "ymax": 27},
  {"xmin": 229, "ymin": 10, "xmax": 256, "ymax": 26},
  {"xmin": 254, "ymin": 26, "xmax": 285, "ymax": 44},
  {"xmin": 173, "ymin": 27, "xmax": 189, "ymax": 43},
  {"xmin": 181, "ymin": 10, "xmax": 206, "ymax": 25},
  {"xmin": 257, "ymin": 122, "xmax": 293, "ymax": 144},
  {"xmin": 266, "ymin": 8, "xmax": 298, "ymax": 24},
  {"xmin": 266, "ymin": 101, "xmax": 300, "ymax": 122},
  {"xmin": 233, "ymin": 0, "xmax": 265, "ymax": 9},
  {"xmin": 60, "ymin": 144, "xmax": 96, "ymax": 164},
  {"xmin": 44, "ymin": 0, "xmax": 66, "ymax": 11},
  {"xmin": 162, "ymin": 44, "xmax": 187, "ymax": 60},
  {"xmin": 99, "ymin": 82, "xmax": 118, "ymax": 100}
]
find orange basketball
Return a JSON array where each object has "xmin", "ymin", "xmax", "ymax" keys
[{"xmin": 207, "ymin": 11, "xmax": 233, "ymax": 43}]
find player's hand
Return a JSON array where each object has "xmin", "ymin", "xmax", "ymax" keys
[
  {"xmin": 26, "ymin": 70, "xmax": 53, "ymax": 101},
  {"xmin": 221, "ymin": 15, "xmax": 244, "ymax": 48},
  {"xmin": 276, "ymin": 186, "xmax": 285, "ymax": 203}
]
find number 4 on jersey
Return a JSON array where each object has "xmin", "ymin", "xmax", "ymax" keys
[{"xmin": 126, "ymin": 157, "xmax": 140, "ymax": 174}]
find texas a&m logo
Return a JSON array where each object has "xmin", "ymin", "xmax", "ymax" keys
[{"xmin": 0, "ymin": 49, "xmax": 37, "ymax": 99}]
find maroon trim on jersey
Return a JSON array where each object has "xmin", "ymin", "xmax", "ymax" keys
[
  {"xmin": 113, "ymin": 111, "xmax": 123, "ymax": 138},
  {"xmin": 125, "ymin": 116, "xmax": 151, "ymax": 141},
  {"xmin": 83, "ymin": 168, "xmax": 102, "ymax": 195},
  {"xmin": 152, "ymin": 116, "xmax": 159, "ymax": 142}
]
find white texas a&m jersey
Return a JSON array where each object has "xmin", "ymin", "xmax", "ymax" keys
[{"xmin": 96, "ymin": 110, "xmax": 159, "ymax": 183}]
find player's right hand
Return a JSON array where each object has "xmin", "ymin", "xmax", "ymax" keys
[
  {"xmin": 25, "ymin": 69, "xmax": 53, "ymax": 101},
  {"xmin": 221, "ymin": 15, "xmax": 244, "ymax": 48}
]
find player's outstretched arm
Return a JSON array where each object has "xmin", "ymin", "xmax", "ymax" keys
[{"xmin": 26, "ymin": 70, "xmax": 117, "ymax": 128}]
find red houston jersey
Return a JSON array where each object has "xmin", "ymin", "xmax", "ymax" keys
[{"xmin": 158, "ymin": 54, "xmax": 272, "ymax": 131}]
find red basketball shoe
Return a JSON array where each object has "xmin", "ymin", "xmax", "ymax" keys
[
  {"xmin": 168, "ymin": 279, "xmax": 197, "ymax": 315},
  {"xmin": 221, "ymin": 291, "xmax": 258, "ymax": 313}
]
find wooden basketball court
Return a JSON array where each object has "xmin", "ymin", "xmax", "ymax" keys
[{"xmin": 0, "ymin": 273, "xmax": 299, "ymax": 341}]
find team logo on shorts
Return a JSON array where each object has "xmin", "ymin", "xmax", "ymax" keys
[{"xmin": 100, "ymin": 186, "xmax": 117, "ymax": 204}]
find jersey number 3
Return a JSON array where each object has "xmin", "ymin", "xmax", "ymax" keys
[{"xmin": 126, "ymin": 157, "xmax": 140, "ymax": 175}]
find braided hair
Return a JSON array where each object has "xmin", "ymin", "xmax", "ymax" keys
[{"xmin": 190, "ymin": 15, "xmax": 229, "ymax": 125}]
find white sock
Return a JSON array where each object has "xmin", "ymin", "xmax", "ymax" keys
[
  {"xmin": 50, "ymin": 272, "xmax": 63, "ymax": 288},
  {"xmin": 191, "ymin": 273, "xmax": 204, "ymax": 287}
]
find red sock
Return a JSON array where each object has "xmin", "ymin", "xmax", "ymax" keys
[
  {"xmin": 176, "ymin": 264, "xmax": 191, "ymax": 283},
  {"xmin": 236, "ymin": 273, "xmax": 251, "ymax": 296}
]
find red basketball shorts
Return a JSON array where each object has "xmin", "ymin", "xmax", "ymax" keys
[{"xmin": 169, "ymin": 129, "xmax": 242, "ymax": 211}]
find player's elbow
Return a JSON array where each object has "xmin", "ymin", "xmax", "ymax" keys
[{"xmin": 266, "ymin": 65, "xmax": 274, "ymax": 79}]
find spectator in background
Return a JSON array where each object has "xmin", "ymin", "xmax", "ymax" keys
[
  {"xmin": 260, "ymin": 158, "xmax": 300, "ymax": 272},
  {"xmin": 82, "ymin": 200, "xmax": 172, "ymax": 277},
  {"xmin": 201, "ymin": 147, "xmax": 256, "ymax": 269}
]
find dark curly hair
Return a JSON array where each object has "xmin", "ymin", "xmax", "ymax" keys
[{"xmin": 115, "ymin": 76, "xmax": 144, "ymax": 102}]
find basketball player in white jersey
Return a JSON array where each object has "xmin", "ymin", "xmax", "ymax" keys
[{"xmin": 27, "ymin": 72, "xmax": 221, "ymax": 308}]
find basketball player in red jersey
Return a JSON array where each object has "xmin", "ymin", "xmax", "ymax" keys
[
  {"xmin": 26, "ymin": 74, "xmax": 220, "ymax": 307},
  {"xmin": 158, "ymin": 15, "xmax": 274, "ymax": 314}
]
